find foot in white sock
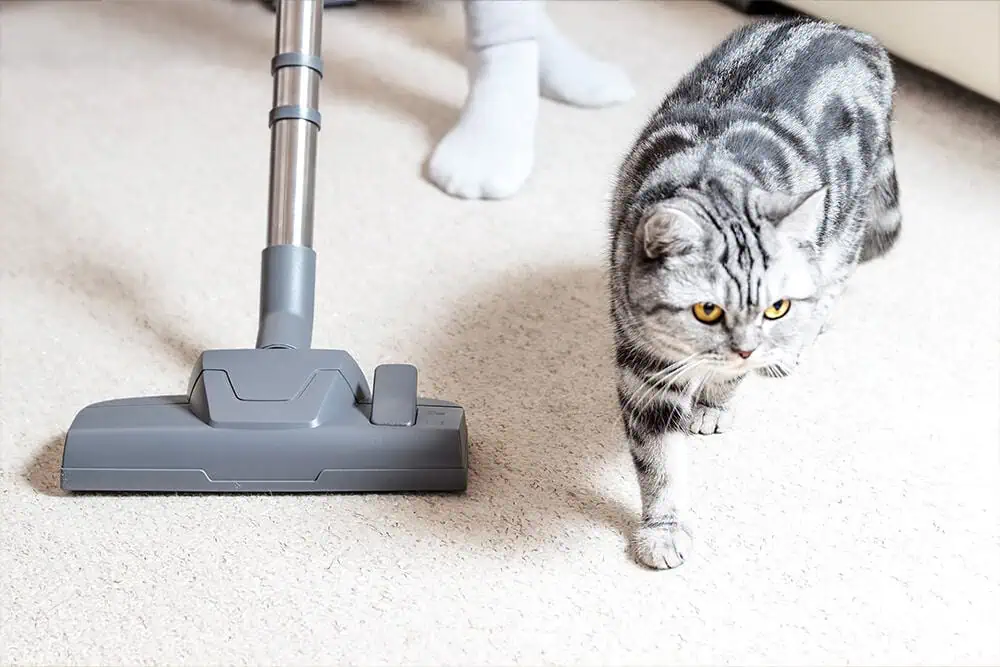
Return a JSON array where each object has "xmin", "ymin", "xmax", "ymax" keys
[
  {"xmin": 537, "ymin": 14, "xmax": 634, "ymax": 108},
  {"xmin": 427, "ymin": 41, "xmax": 539, "ymax": 200}
]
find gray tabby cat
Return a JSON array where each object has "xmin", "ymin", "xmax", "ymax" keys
[{"xmin": 608, "ymin": 17, "xmax": 901, "ymax": 569}]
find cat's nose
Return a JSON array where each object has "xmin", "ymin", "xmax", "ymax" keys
[{"xmin": 733, "ymin": 347, "xmax": 756, "ymax": 359}]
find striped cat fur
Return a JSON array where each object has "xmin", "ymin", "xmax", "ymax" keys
[{"xmin": 607, "ymin": 17, "xmax": 902, "ymax": 569}]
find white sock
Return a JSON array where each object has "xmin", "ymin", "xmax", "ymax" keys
[
  {"xmin": 537, "ymin": 12, "xmax": 634, "ymax": 108},
  {"xmin": 427, "ymin": 40, "xmax": 539, "ymax": 200}
]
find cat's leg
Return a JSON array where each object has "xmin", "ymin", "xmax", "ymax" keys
[
  {"xmin": 629, "ymin": 429, "xmax": 695, "ymax": 570},
  {"xmin": 426, "ymin": 0, "xmax": 540, "ymax": 200},
  {"xmin": 620, "ymin": 381, "xmax": 695, "ymax": 570},
  {"xmin": 536, "ymin": 5, "xmax": 634, "ymax": 108},
  {"xmin": 688, "ymin": 377, "xmax": 742, "ymax": 435},
  {"xmin": 859, "ymin": 134, "xmax": 902, "ymax": 262}
]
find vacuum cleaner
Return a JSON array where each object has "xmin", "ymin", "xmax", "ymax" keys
[{"xmin": 59, "ymin": 0, "xmax": 469, "ymax": 493}]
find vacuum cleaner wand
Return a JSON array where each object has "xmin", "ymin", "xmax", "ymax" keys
[
  {"xmin": 258, "ymin": 0, "xmax": 321, "ymax": 351},
  {"xmin": 59, "ymin": 0, "xmax": 470, "ymax": 493}
]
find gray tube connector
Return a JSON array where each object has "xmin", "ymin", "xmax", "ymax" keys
[{"xmin": 256, "ymin": 244, "xmax": 316, "ymax": 350}]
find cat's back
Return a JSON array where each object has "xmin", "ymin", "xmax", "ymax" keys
[
  {"xmin": 609, "ymin": 17, "xmax": 895, "ymax": 230},
  {"xmin": 671, "ymin": 17, "xmax": 894, "ymax": 115}
]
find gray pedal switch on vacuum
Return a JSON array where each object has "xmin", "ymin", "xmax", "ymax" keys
[{"xmin": 370, "ymin": 364, "xmax": 418, "ymax": 426}]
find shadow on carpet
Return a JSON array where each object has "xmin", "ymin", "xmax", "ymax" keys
[{"xmin": 402, "ymin": 262, "xmax": 638, "ymax": 550}]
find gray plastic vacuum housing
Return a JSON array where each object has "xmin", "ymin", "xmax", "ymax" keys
[
  {"xmin": 60, "ymin": 246, "xmax": 469, "ymax": 493},
  {"xmin": 60, "ymin": 330, "xmax": 470, "ymax": 492},
  {"xmin": 59, "ymin": 0, "xmax": 469, "ymax": 493}
]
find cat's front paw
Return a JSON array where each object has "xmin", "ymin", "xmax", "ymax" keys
[
  {"xmin": 688, "ymin": 405, "xmax": 733, "ymax": 435},
  {"xmin": 631, "ymin": 517, "xmax": 693, "ymax": 570}
]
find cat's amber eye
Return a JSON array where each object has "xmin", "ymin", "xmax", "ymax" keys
[
  {"xmin": 763, "ymin": 298, "xmax": 791, "ymax": 320},
  {"xmin": 692, "ymin": 302, "xmax": 724, "ymax": 324}
]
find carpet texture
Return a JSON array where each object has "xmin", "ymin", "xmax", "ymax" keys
[{"xmin": 2, "ymin": 1, "xmax": 999, "ymax": 665}]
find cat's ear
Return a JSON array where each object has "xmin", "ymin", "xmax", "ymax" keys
[
  {"xmin": 755, "ymin": 186, "xmax": 827, "ymax": 245},
  {"xmin": 637, "ymin": 204, "xmax": 703, "ymax": 259}
]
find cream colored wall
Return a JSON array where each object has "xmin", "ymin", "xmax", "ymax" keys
[{"xmin": 781, "ymin": 0, "xmax": 1000, "ymax": 102}]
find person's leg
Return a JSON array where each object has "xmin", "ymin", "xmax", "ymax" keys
[
  {"xmin": 537, "ymin": 9, "xmax": 634, "ymax": 108},
  {"xmin": 426, "ymin": 0, "xmax": 541, "ymax": 200}
]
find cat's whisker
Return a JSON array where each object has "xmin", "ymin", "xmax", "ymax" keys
[
  {"xmin": 661, "ymin": 359, "xmax": 708, "ymax": 427},
  {"xmin": 630, "ymin": 356, "xmax": 703, "ymax": 420},
  {"xmin": 650, "ymin": 356, "xmax": 703, "ymax": 397},
  {"xmin": 630, "ymin": 367, "xmax": 685, "ymax": 420},
  {"xmin": 626, "ymin": 352, "xmax": 701, "ymax": 414}
]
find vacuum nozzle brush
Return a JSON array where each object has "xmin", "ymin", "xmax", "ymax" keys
[{"xmin": 61, "ymin": 350, "xmax": 468, "ymax": 493}]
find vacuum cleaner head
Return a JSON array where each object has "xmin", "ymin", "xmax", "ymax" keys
[
  {"xmin": 61, "ymin": 349, "xmax": 468, "ymax": 492},
  {"xmin": 59, "ymin": 0, "xmax": 469, "ymax": 494}
]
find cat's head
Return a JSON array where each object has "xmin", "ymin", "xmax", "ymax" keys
[{"xmin": 624, "ymin": 185, "xmax": 828, "ymax": 379}]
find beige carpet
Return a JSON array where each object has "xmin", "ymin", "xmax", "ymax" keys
[{"xmin": 2, "ymin": 1, "xmax": 999, "ymax": 664}]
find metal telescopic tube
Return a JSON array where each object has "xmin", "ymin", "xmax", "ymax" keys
[
  {"xmin": 267, "ymin": 0, "xmax": 323, "ymax": 247},
  {"xmin": 256, "ymin": 0, "xmax": 324, "ymax": 350}
]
